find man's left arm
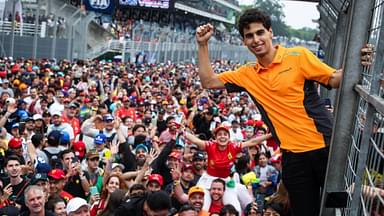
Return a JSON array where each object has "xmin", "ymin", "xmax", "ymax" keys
[{"xmin": 327, "ymin": 44, "xmax": 374, "ymax": 89}]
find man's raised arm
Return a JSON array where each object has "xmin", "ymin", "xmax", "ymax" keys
[{"xmin": 196, "ymin": 23, "xmax": 225, "ymax": 89}]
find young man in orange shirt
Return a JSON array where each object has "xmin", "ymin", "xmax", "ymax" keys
[{"xmin": 195, "ymin": 8, "xmax": 371, "ymax": 216}]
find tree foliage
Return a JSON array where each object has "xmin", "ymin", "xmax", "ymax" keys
[{"xmin": 238, "ymin": 0, "xmax": 318, "ymax": 41}]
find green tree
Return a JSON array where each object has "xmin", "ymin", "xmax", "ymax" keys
[
  {"xmin": 253, "ymin": 0, "xmax": 289, "ymax": 36},
  {"xmin": 286, "ymin": 27, "xmax": 319, "ymax": 41},
  {"xmin": 238, "ymin": 1, "xmax": 319, "ymax": 41}
]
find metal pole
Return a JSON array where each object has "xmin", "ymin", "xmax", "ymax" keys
[
  {"xmin": 122, "ymin": 39, "xmax": 126, "ymax": 63},
  {"xmin": 81, "ymin": 17, "xmax": 86, "ymax": 59},
  {"xmin": 66, "ymin": 10, "xmax": 81, "ymax": 60},
  {"xmin": 84, "ymin": 16, "xmax": 94, "ymax": 59},
  {"xmin": 51, "ymin": 3, "xmax": 67, "ymax": 59},
  {"xmin": 68, "ymin": 17, "xmax": 81, "ymax": 61},
  {"xmin": 328, "ymin": 10, "xmax": 349, "ymax": 104},
  {"xmin": 51, "ymin": 15, "xmax": 58, "ymax": 59},
  {"xmin": 177, "ymin": 34, "xmax": 181, "ymax": 63},
  {"xmin": 320, "ymin": 34, "xmax": 335, "ymax": 99},
  {"xmin": 171, "ymin": 34, "xmax": 175, "ymax": 62},
  {"xmin": 9, "ymin": 0, "xmax": 16, "ymax": 57},
  {"xmin": 320, "ymin": 0, "xmax": 375, "ymax": 214},
  {"xmin": 32, "ymin": 0, "xmax": 40, "ymax": 59},
  {"xmin": 47, "ymin": 0, "xmax": 51, "ymax": 15}
]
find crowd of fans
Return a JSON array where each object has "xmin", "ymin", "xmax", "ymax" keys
[
  {"xmin": 109, "ymin": 8, "xmax": 241, "ymax": 45},
  {"xmin": 0, "ymin": 57, "xmax": 291, "ymax": 216}
]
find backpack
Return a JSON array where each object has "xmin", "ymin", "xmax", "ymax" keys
[{"xmin": 42, "ymin": 149, "xmax": 62, "ymax": 169}]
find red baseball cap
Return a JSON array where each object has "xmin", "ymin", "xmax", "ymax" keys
[
  {"xmin": 73, "ymin": 141, "xmax": 86, "ymax": 158},
  {"xmin": 168, "ymin": 151, "xmax": 181, "ymax": 160},
  {"xmin": 0, "ymin": 71, "xmax": 7, "ymax": 78},
  {"xmin": 245, "ymin": 119, "xmax": 255, "ymax": 126},
  {"xmin": 214, "ymin": 125, "xmax": 230, "ymax": 136},
  {"xmin": 147, "ymin": 174, "xmax": 163, "ymax": 186},
  {"xmin": 8, "ymin": 138, "xmax": 22, "ymax": 149},
  {"xmin": 182, "ymin": 163, "xmax": 194, "ymax": 173},
  {"xmin": 48, "ymin": 169, "xmax": 65, "ymax": 180}
]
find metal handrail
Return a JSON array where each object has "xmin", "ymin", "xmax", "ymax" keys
[{"xmin": 0, "ymin": 21, "xmax": 42, "ymax": 36}]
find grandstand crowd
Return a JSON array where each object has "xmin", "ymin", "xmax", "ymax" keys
[{"xmin": 0, "ymin": 57, "xmax": 291, "ymax": 216}]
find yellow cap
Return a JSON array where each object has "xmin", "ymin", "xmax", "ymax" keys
[{"xmin": 188, "ymin": 186, "xmax": 205, "ymax": 197}]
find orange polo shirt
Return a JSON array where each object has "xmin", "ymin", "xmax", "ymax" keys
[{"xmin": 218, "ymin": 45, "xmax": 335, "ymax": 153}]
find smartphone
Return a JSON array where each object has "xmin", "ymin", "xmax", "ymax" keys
[
  {"xmin": 19, "ymin": 122, "xmax": 26, "ymax": 134},
  {"xmin": 72, "ymin": 157, "xmax": 79, "ymax": 164},
  {"xmin": 255, "ymin": 194, "xmax": 265, "ymax": 213},
  {"xmin": 71, "ymin": 157, "xmax": 79, "ymax": 168},
  {"xmin": 90, "ymin": 186, "xmax": 99, "ymax": 196}
]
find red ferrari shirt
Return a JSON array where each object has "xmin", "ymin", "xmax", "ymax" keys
[
  {"xmin": 209, "ymin": 201, "xmax": 224, "ymax": 213},
  {"xmin": 205, "ymin": 140, "xmax": 242, "ymax": 178},
  {"xmin": 62, "ymin": 115, "xmax": 80, "ymax": 137},
  {"xmin": 116, "ymin": 108, "xmax": 136, "ymax": 120}
]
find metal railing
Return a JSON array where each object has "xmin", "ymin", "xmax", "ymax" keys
[
  {"xmin": 319, "ymin": 0, "xmax": 384, "ymax": 215},
  {"xmin": 88, "ymin": 38, "xmax": 254, "ymax": 63},
  {"xmin": 0, "ymin": 21, "xmax": 42, "ymax": 36}
]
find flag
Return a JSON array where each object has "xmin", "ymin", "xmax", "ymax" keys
[{"xmin": 83, "ymin": 0, "xmax": 115, "ymax": 14}]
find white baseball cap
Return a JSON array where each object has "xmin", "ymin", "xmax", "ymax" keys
[
  {"xmin": 51, "ymin": 111, "xmax": 62, "ymax": 117},
  {"xmin": 112, "ymin": 163, "xmax": 125, "ymax": 171},
  {"xmin": 66, "ymin": 197, "xmax": 89, "ymax": 214},
  {"xmin": 33, "ymin": 114, "xmax": 43, "ymax": 121}
]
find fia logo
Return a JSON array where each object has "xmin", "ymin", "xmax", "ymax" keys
[{"xmin": 90, "ymin": 0, "xmax": 110, "ymax": 9}]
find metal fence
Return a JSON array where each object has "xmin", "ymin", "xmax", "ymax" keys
[{"xmin": 319, "ymin": 0, "xmax": 384, "ymax": 215}]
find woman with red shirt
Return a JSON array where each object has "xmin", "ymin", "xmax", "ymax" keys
[
  {"xmin": 184, "ymin": 125, "xmax": 271, "ymax": 213},
  {"xmin": 90, "ymin": 173, "xmax": 127, "ymax": 216}
]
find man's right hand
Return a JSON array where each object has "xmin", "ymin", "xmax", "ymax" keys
[{"xmin": 196, "ymin": 24, "xmax": 214, "ymax": 46}]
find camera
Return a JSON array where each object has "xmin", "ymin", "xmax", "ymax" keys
[{"xmin": 5, "ymin": 98, "xmax": 15, "ymax": 105}]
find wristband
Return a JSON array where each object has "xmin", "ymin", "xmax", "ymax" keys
[{"xmin": 173, "ymin": 180, "xmax": 180, "ymax": 186}]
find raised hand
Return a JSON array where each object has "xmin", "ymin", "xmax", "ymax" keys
[
  {"xmin": 2, "ymin": 184, "xmax": 13, "ymax": 199},
  {"xmin": 7, "ymin": 103, "xmax": 17, "ymax": 114},
  {"xmin": 146, "ymin": 148, "xmax": 159, "ymax": 165},
  {"xmin": 170, "ymin": 162, "xmax": 181, "ymax": 181},
  {"xmin": 196, "ymin": 23, "xmax": 214, "ymax": 46},
  {"xmin": 110, "ymin": 140, "xmax": 119, "ymax": 156},
  {"xmin": 114, "ymin": 117, "xmax": 121, "ymax": 129}
]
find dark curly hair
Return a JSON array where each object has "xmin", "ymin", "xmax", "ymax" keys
[{"xmin": 237, "ymin": 8, "xmax": 272, "ymax": 38}]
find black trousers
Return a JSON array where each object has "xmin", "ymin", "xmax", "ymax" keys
[{"xmin": 282, "ymin": 147, "xmax": 329, "ymax": 216}]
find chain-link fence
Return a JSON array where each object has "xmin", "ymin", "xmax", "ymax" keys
[{"xmin": 319, "ymin": 0, "xmax": 384, "ymax": 215}]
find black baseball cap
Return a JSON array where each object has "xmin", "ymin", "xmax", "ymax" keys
[
  {"xmin": 31, "ymin": 173, "xmax": 49, "ymax": 185},
  {"xmin": 193, "ymin": 151, "xmax": 205, "ymax": 161}
]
